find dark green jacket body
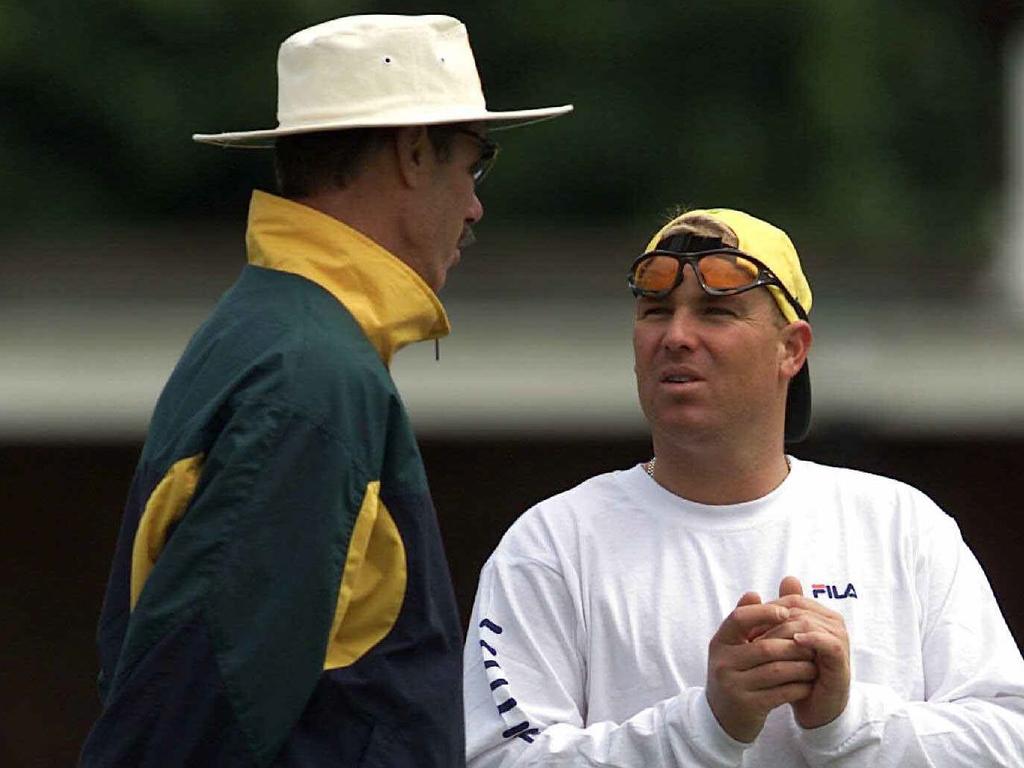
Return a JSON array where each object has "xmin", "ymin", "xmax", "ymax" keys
[{"xmin": 81, "ymin": 192, "xmax": 463, "ymax": 767}]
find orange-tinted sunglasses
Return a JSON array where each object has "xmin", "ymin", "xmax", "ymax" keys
[{"xmin": 628, "ymin": 233, "xmax": 807, "ymax": 321}]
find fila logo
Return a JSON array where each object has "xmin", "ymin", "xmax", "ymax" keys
[{"xmin": 811, "ymin": 583, "xmax": 858, "ymax": 600}]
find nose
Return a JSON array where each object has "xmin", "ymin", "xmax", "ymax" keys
[
  {"xmin": 661, "ymin": 306, "xmax": 699, "ymax": 352},
  {"xmin": 467, "ymin": 192, "xmax": 484, "ymax": 225}
]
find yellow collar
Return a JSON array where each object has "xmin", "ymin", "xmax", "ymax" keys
[{"xmin": 245, "ymin": 190, "xmax": 450, "ymax": 365}]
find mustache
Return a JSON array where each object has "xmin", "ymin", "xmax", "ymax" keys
[{"xmin": 458, "ymin": 226, "xmax": 476, "ymax": 249}]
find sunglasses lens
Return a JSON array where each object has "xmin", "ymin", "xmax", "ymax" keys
[
  {"xmin": 474, "ymin": 151, "xmax": 496, "ymax": 183},
  {"xmin": 698, "ymin": 254, "xmax": 760, "ymax": 291},
  {"xmin": 632, "ymin": 255, "xmax": 680, "ymax": 295},
  {"xmin": 467, "ymin": 135, "xmax": 499, "ymax": 185}
]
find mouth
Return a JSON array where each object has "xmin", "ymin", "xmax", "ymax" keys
[
  {"xmin": 458, "ymin": 226, "xmax": 476, "ymax": 249},
  {"xmin": 659, "ymin": 371, "xmax": 702, "ymax": 387}
]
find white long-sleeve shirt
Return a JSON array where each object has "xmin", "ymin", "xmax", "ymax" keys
[{"xmin": 464, "ymin": 458, "xmax": 1024, "ymax": 767}]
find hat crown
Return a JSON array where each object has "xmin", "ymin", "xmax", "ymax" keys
[
  {"xmin": 192, "ymin": 14, "xmax": 572, "ymax": 147},
  {"xmin": 277, "ymin": 15, "xmax": 486, "ymax": 129}
]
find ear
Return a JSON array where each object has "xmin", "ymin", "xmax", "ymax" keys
[
  {"xmin": 394, "ymin": 125, "xmax": 432, "ymax": 189},
  {"xmin": 779, "ymin": 320, "xmax": 812, "ymax": 382}
]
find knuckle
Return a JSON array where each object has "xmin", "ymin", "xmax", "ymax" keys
[
  {"xmin": 746, "ymin": 642, "xmax": 769, "ymax": 663},
  {"xmin": 708, "ymin": 659, "xmax": 732, "ymax": 681}
]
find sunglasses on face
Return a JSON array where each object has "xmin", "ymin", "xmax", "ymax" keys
[
  {"xmin": 456, "ymin": 129, "xmax": 500, "ymax": 185},
  {"xmin": 627, "ymin": 233, "xmax": 808, "ymax": 321}
]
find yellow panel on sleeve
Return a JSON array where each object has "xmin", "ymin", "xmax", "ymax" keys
[
  {"xmin": 130, "ymin": 454, "xmax": 204, "ymax": 610},
  {"xmin": 324, "ymin": 481, "xmax": 407, "ymax": 669}
]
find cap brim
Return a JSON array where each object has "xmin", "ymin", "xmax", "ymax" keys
[
  {"xmin": 784, "ymin": 360, "xmax": 811, "ymax": 443},
  {"xmin": 192, "ymin": 104, "xmax": 574, "ymax": 148}
]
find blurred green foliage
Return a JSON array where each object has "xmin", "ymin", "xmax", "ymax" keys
[{"xmin": 0, "ymin": 0, "xmax": 1013, "ymax": 270}]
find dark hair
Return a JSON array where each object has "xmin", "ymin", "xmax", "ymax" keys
[{"xmin": 274, "ymin": 124, "xmax": 461, "ymax": 198}]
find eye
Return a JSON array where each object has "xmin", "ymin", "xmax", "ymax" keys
[
  {"xmin": 639, "ymin": 305, "xmax": 671, "ymax": 318},
  {"xmin": 703, "ymin": 305, "xmax": 736, "ymax": 317}
]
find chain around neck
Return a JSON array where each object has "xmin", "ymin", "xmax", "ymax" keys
[{"xmin": 644, "ymin": 455, "xmax": 790, "ymax": 479}]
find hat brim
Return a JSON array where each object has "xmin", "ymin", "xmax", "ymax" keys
[
  {"xmin": 192, "ymin": 104, "xmax": 573, "ymax": 148},
  {"xmin": 784, "ymin": 360, "xmax": 812, "ymax": 443}
]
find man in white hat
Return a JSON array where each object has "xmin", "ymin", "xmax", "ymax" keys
[
  {"xmin": 81, "ymin": 15, "xmax": 571, "ymax": 768},
  {"xmin": 463, "ymin": 208, "xmax": 1024, "ymax": 766}
]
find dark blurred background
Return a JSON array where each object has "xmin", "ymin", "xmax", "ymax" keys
[{"xmin": 4, "ymin": 2, "xmax": 1024, "ymax": 765}]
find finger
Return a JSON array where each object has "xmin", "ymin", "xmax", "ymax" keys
[
  {"xmin": 746, "ymin": 623, "xmax": 772, "ymax": 641},
  {"xmin": 742, "ymin": 659, "xmax": 819, "ymax": 691},
  {"xmin": 714, "ymin": 603, "xmax": 791, "ymax": 645},
  {"xmin": 749, "ymin": 609, "xmax": 827, "ymax": 641},
  {"xmin": 754, "ymin": 615, "xmax": 831, "ymax": 643},
  {"xmin": 742, "ymin": 590, "xmax": 775, "ymax": 640},
  {"xmin": 779, "ymin": 575, "xmax": 804, "ymax": 598},
  {"xmin": 771, "ymin": 594, "xmax": 844, "ymax": 621},
  {"xmin": 733, "ymin": 638, "xmax": 816, "ymax": 670},
  {"xmin": 793, "ymin": 631, "xmax": 849, "ymax": 672},
  {"xmin": 753, "ymin": 681, "xmax": 815, "ymax": 710},
  {"xmin": 736, "ymin": 593, "xmax": 763, "ymax": 638}
]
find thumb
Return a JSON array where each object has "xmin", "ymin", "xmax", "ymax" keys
[
  {"xmin": 779, "ymin": 575, "xmax": 804, "ymax": 598},
  {"xmin": 737, "ymin": 591, "xmax": 763, "ymax": 607}
]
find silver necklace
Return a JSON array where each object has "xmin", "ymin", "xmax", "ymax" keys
[{"xmin": 644, "ymin": 455, "xmax": 790, "ymax": 478}]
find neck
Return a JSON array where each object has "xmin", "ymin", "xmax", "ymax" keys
[
  {"xmin": 648, "ymin": 432, "xmax": 790, "ymax": 505},
  {"xmin": 295, "ymin": 161, "xmax": 410, "ymax": 263}
]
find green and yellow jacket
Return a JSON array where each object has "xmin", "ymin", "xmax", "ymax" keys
[{"xmin": 81, "ymin": 191, "xmax": 464, "ymax": 767}]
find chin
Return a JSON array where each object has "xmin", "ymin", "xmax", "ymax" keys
[{"xmin": 649, "ymin": 407, "xmax": 716, "ymax": 437}]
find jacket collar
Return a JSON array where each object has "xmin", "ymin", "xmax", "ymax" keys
[{"xmin": 245, "ymin": 190, "xmax": 451, "ymax": 365}]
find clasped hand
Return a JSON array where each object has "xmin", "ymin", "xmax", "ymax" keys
[{"xmin": 705, "ymin": 576, "xmax": 851, "ymax": 743}]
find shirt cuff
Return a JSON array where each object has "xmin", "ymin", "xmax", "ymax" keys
[
  {"xmin": 792, "ymin": 683, "xmax": 900, "ymax": 763},
  {"xmin": 673, "ymin": 689, "xmax": 749, "ymax": 767}
]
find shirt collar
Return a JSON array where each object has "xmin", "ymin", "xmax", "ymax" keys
[{"xmin": 245, "ymin": 190, "xmax": 451, "ymax": 365}]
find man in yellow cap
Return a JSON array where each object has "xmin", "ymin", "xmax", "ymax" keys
[
  {"xmin": 81, "ymin": 14, "xmax": 570, "ymax": 768},
  {"xmin": 463, "ymin": 209, "xmax": 1024, "ymax": 766}
]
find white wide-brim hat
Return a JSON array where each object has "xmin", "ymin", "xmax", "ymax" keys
[{"xmin": 193, "ymin": 14, "xmax": 573, "ymax": 147}]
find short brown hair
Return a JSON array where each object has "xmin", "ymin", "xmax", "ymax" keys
[
  {"xmin": 658, "ymin": 209, "xmax": 739, "ymax": 248},
  {"xmin": 273, "ymin": 125, "xmax": 461, "ymax": 198}
]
